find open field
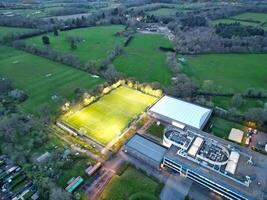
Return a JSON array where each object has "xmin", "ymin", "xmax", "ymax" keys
[
  {"xmin": 26, "ymin": 25, "xmax": 125, "ymax": 65},
  {"xmin": 212, "ymin": 12, "xmax": 267, "ymax": 29},
  {"xmin": 113, "ymin": 33, "xmax": 172, "ymax": 86},
  {"xmin": 0, "ymin": 26, "xmax": 34, "ymax": 39},
  {"xmin": 205, "ymin": 117, "xmax": 245, "ymax": 139},
  {"xmin": 61, "ymin": 86, "xmax": 158, "ymax": 145},
  {"xmin": 100, "ymin": 165, "xmax": 161, "ymax": 200},
  {"xmin": 182, "ymin": 54, "xmax": 267, "ymax": 93},
  {"xmin": 0, "ymin": 46, "xmax": 103, "ymax": 113},
  {"xmin": 148, "ymin": 8, "xmax": 177, "ymax": 16},
  {"xmin": 232, "ymin": 12, "xmax": 267, "ymax": 24}
]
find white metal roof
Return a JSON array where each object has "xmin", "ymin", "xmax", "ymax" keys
[{"xmin": 149, "ymin": 96, "xmax": 212, "ymax": 129}]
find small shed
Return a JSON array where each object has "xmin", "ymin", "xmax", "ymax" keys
[{"xmin": 228, "ymin": 128, "xmax": 244, "ymax": 144}]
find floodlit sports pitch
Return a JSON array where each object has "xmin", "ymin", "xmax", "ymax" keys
[{"xmin": 61, "ymin": 86, "xmax": 158, "ymax": 145}]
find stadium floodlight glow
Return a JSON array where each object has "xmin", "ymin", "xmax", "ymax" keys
[{"xmin": 62, "ymin": 102, "xmax": 71, "ymax": 111}]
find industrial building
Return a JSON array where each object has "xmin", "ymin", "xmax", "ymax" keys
[
  {"xmin": 148, "ymin": 95, "xmax": 212, "ymax": 130},
  {"xmin": 162, "ymin": 126, "xmax": 267, "ymax": 200},
  {"xmin": 124, "ymin": 134, "xmax": 168, "ymax": 168}
]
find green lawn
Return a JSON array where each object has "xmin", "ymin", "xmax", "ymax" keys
[
  {"xmin": 0, "ymin": 26, "xmax": 34, "ymax": 39},
  {"xmin": 212, "ymin": 12, "xmax": 267, "ymax": 29},
  {"xmin": 146, "ymin": 123, "xmax": 165, "ymax": 139},
  {"xmin": 232, "ymin": 12, "xmax": 267, "ymax": 24},
  {"xmin": 206, "ymin": 117, "xmax": 245, "ymax": 139},
  {"xmin": 26, "ymin": 25, "xmax": 125, "ymax": 65},
  {"xmin": 148, "ymin": 8, "xmax": 177, "ymax": 16},
  {"xmin": 0, "ymin": 46, "xmax": 103, "ymax": 113},
  {"xmin": 100, "ymin": 165, "xmax": 161, "ymax": 200},
  {"xmin": 61, "ymin": 86, "xmax": 158, "ymax": 145},
  {"xmin": 182, "ymin": 54, "xmax": 267, "ymax": 93},
  {"xmin": 212, "ymin": 96, "xmax": 264, "ymax": 113},
  {"xmin": 212, "ymin": 19, "xmax": 259, "ymax": 27},
  {"xmin": 113, "ymin": 33, "xmax": 172, "ymax": 86}
]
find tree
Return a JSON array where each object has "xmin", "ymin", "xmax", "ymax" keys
[
  {"xmin": 53, "ymin": 28, "xmax": 59, "ymax": 36},
  {"xmin": 71, "ymin": 40, "xmax": 77, "ymax": 50},
  {"xmin": 245, "ymin": 108, "xmax": 264, "ymax": 125},
  {"xmin": 0, "ymin": 79, "xmax": 13, "ymax": 94},
  {"xmin": 231, "ymin": 94, "xmax": 244, "ymax": 108},
  {"xmin": 42, "ymin": 35, "xmax": 50, "ymax": 45},
  {"xmin": 49, "ymin": 187, "xmax": 71, "ymax": 200}
]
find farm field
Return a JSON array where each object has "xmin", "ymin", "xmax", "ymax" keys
[
  {"xmin": 61, "ymin": 86, "xmax": 158, "ymax": 145},
  {"xmin": 113, "ymin": 33, "xmax": 172, "ymax": 86},
  {"xmin": 205, "ymin": 117, "xmax": 245, "ymax": 139},
  {"xmin": 212, "ymin": 12, "xmax": 267, "ymax": 29},
  {"xmin": 100, "ymin": 165, "xmax": 161, "ymax": 200},
  {"xmin": 0, "ymin": 46, "xmax": 103, "ymax": 113},
  {"xmin": 0, "ymin": 26, "xmax": 34, "ymax": 39},
  {"xmin": 26, "ymin": 25, "xmax": 125, "ymax": 65},
  {"xmin": 182, "ymin": 53, "xmax": 267, "ymax": 93},
  {"xmin": 148, "ymin": 8, "xmax": 177, "ymax": 16},
  {"xmin": 231, "ymin": 12, "xmax": 267, "ymax": 24}
]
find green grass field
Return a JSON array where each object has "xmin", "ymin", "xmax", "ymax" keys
[
  {"xmin": 212, "ymin": 12, "xmax": 267, "ymax": 29},
  {"xmin": 100, "ymin": 165, "xmax": 161, "ymax": 200},
  {"xmin": 0, "ymin": 46, "xmax": 103, "ymax": 113},
  {"xmin": 206, "ymin": 117, "xmax": 245, "ymax": 139},
  {"xmin": 182, "ymin": 54, "xmax": 267, "ymax": 93},
  {"xmin": 26, "ymin": 25, "xmax": 125, "ymax": 65},
  {"xmin": 0, "ymin": 26, "xmax": 34, "ymax": 39},
  {"xmin": 61, "ymin": 86, "xmax": 158, "ymax": 145},
  {"xmin": 232, "ymin": 12, "xmax": 267, "ymax": 24},
  {"xmin": 146, "ymin": 123, "xmax": 165, "ymax": 139},
  {"xmin": 113, "ymin": 33, "xmax": 172, "ymax": 86},
  {"xmin": 148, "ymin": 8, "xmax": 177, "ymax": 16}
]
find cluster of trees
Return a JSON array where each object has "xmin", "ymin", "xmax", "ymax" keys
[
  {"xmin": 180, "ymin": 15, "xmax": 207, "ymax": 29},
  {"xmin": 49, "ymin": 7, "xmax": 88, "ymax": 16},
  {"xmin": 172, "ymin": 27, "xmax": 267, "ymax": 54},
  {"xmin": 0, "ymin": 15, "xmax": 52, "ymax": 29},
  {"xmin": 13, "ymin": 40, "xmax": 82, "ymax": 69},
  {"xmin": 0, "ymin": 78, "xmax": 84, "ymax": 199},
  {"xmin": 215, "ymin": 23, "xmax": 265, "ymax": 39}
]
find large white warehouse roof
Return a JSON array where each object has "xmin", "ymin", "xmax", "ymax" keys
[{"xmin": 149, "ymin": 96, "xmax": 212, "ymax": 129}]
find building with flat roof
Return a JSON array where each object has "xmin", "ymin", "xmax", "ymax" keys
[
  {"xmin": 124, "ymin": 134, "xmax": 167, "ymax": 168},
  {"xmin": 148, "ymin": 95, "xmax": 212, "ymax": 130},
  {"xmin": 162, "ymin": 126, "xmax": 267, "ymax": 200},
  {"xmin": 228, "ymin": 128, "xmax": 244, "ymax": 144}
]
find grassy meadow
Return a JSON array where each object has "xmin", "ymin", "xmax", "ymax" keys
[
  {"xmin": 0, "ymin": 46, "xmax": 103, "ymax": 113},
  {"xmin": 100, "ymin": 165, "xmax": 161, "ymax": 200},
  {"xmin": 212, "ymin": 12, "xmax": 267, "ymax": 29},
  {"xmin": 113, "ymin": 33, "xmax": 172, "ymax": 86},
  {"xmin": 148, "ymin": 8, "xmax": 177, "ymax": 16},
  {"xmin": 61, "ymin": 86, "xmax": 158, "ymax": 145},
  {"xmin": 206, "ymin": 117, "xmax": 245, "ymax": 139},
  {"xmin": 26, "ymin": 25, "xmax": 125, "ymax": 65},
  {"xmin": 182, "ymin": 53, "xmax": 267, "ymax": 93}
]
